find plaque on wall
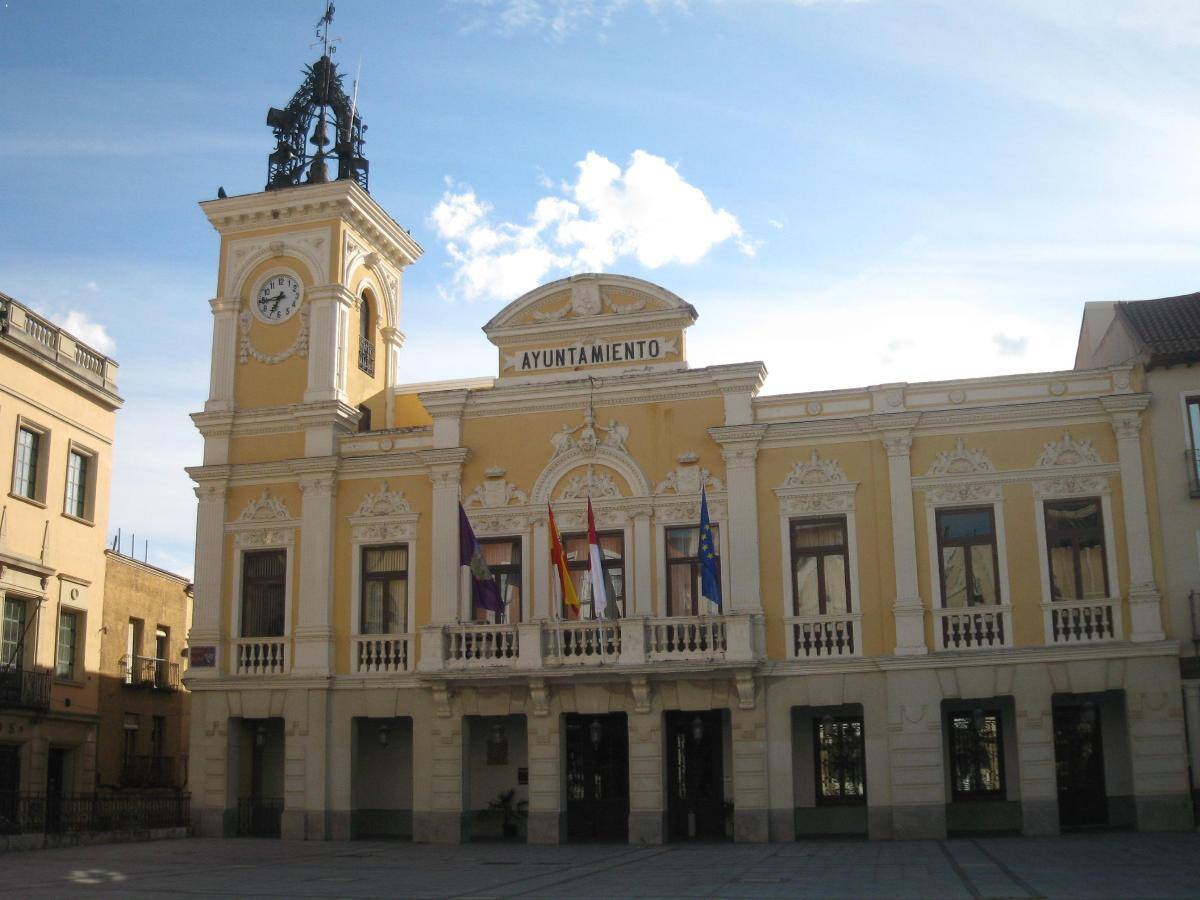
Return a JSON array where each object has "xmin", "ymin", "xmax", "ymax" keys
[{"xmin": 189, "ymin": 645, "xmax": 217, "ymax": 668}]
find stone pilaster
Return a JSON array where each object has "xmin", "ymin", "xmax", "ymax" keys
[
  {"xmin": 304, "ymin": 284, "xmax": 354, "ymax": 405},
  {"xmin": 1102, "ymin": 397, "xmax": 1165, "ymax": 642},
  {"xmin": 628, "ymin": 710, "xmax": 666, "ymax": 844},
  {"xmin": 189, "ymin": 481, "xmax": 227, "ymax": 680},
  {"xmin": 1127, "ymin": 658, "xmax": 1193, "ymax": 830},
  {"xmin": 429, "ymin": 459, "xmax": 465, "ymax": 624},
  {"xmin": 632, "ymin": 506, "xmax": 653, "ymax": 616},
  {"xmin": 525, "ymin": 712, "xmax": 565, "ymax": 843},
  {"xmin": 730, "ymin": 702, "xmax": 770, "ymax": 842},
  {"xmin": 881, "ymin": 424, "xmax": 926, "ymax": 655},
  {"xmin": 885, "ymin": 669, "xmax": 946, "ymax": 839},
  {"xmin": 1013, "ymin": 665, "xmax": 1059, "ymax": 835},
  {"xmin": 532, "ymin": 512, "xmax": 551, "ymax": 619},
  {"xmin": 412, "ymin": 712, "xmax": 467, "ymax": 843},
  {"xmin": 205, "ymin": 297, "xmax": 240, "ymax": 414},
  {"xmin": 716, "ymin": 426, "xmax": 766, "ymax": 613},
  {"xmin": 293, "ymin": 471, "xmax": 337, "ymax": 676},
  {"xmin": 380, "ymin": 325, "xmax": 404, "ymax": 429}
]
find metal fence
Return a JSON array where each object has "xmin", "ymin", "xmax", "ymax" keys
[
  {"xmin": 0, "ymin": 792, "xmax": 190, "ymax": 835},
  {"xmin": 0, "ymin": 668, "xmax": 51, "ymax": 710},
  {"xmin": 237, "ymin": 797, "xmax": 283, "ymax": 838}
]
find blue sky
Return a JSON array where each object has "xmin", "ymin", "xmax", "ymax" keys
[{"xmin": 3, "ymin": 0, "xmax": 1199, "ymax": 578}]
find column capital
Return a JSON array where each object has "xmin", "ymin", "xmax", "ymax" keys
[
  {"xmin": 298, "ymin": 471, "xmax": 338, "ymax": 497},
  {"xmin": 882, "ymin": 432, "xmax": 913, "ymax": 458},
  {"xmin": 305, "ymin": 282, "xmax": 357, "ymax": 308},
  {"xmin": 209, "ymin": 296, "xmax": 241, "ymax": 314}
]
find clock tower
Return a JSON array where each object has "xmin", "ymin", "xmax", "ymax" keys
[{"xmin": 188, "ymin": 15, "xmax": 421, "ymax": 691}]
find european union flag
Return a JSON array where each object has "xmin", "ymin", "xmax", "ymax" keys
[{"xmin": 699, "ymin": 487, "xmax": 722, "ymax": 610}]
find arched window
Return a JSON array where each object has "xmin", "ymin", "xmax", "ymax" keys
[{"xmin": 358, "ymin": 290, "xmax": 375, "ymax": 376}]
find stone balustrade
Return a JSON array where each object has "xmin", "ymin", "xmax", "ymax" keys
[
  {"xmin": 933, "ymin": 606, "xmax": 1012, "ymax": 651},
  {"xmin": 233, "ymin": 638, "xmax": 288, "ymax": 676},
  {"xmin": 784, "ymin": 613, "xmax": 861, "ymax": 659},
  {"xmin": 353, "ymin": 634, "xmax": 413, "ymax": 673},
  {"xmin": 1043, "ymin": 597, "xmax": 1122, "ymax": 644}
]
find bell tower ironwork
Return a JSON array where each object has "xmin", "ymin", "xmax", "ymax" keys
[{"xmin": 264, "ymin": 3, "xmax": 369, "ymax": 193}]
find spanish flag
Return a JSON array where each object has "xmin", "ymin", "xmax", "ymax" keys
[{"xmin": 548, "ymin": 503, "xmax": 579, "ymax": 618}]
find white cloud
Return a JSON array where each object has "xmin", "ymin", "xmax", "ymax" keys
[
  {"xmin": 32, "ymin": 308, "xmax": 117, "ymax": 355},
  {"xmin": 431, "ymin": 150, "xmax": 749, "ymax": 302}
]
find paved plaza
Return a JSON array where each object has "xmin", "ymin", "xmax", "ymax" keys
[{"xmin": 4, "ymin": 833, "xmax": 1200, "ymax": 898}]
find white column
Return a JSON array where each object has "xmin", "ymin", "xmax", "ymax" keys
[
  {"xmin": 205, "ymin": 298, "xmax": 240, "ymax": 413},
  {"xmin": 532, "ymin": 515, "xmax": 551, "ymax": 619},
  {"xmin": 719, "ymin": 428, "xmax": 766, "ymax": 612},
  {"xmin": 1103, "ymin": 398, "xmax": 1165, "ymax": 642},
  {"xmin": 293, "ymin": 471, "xmax": 337, "ymax": 676},
  {"xmin": 883, "ymin": 429, "xmax": 926, "ymax": 655},
  {"xmin": 430, "ymin": 462, "xmax": 464, "ymax": 624},
  {"xmin": 304, "ymin": 285, "xmax": 353, "ymax": 404},
  {"xmin": 632, "ymin": 507, "xmax": 653, "ymax": 616},
  {"xmin": 188, "ymin": 480, "xmax": 227, "ymax": 680},
  {"xmin": 380, "ymin": 325, "xmax": 404, "ymax": 429}
]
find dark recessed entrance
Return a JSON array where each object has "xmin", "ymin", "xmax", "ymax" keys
[
  {"xmin": 1053, "ymin": 702, "xmax": 1108, "ymax": 830},
  {"xmin": 666, "ymin": 710, "xmax": 726, "ymax": 841},
  {"xmin": 565, "ymin": 713, "xmax": 628, "ymax": 842}
]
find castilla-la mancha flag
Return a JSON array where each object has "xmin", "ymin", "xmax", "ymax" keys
[
  {"xmin": 586, "ymin": 498, "xmax": 609, "ymax": 619},
  {"xmin": 548, "ymin": 504, "xmax": 579, "ymax": 617}
]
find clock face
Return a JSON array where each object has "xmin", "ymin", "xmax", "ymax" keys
[{"xmin": 254, "ymin": 274, "xmax": 302, "ymax": 323}]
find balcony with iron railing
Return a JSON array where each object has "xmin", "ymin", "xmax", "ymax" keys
[
  {"xmin": 0, "ymin": 667, "xmax": 51, "ymax": 710},
  {"xmin": 121, "ymin": 655, "xmax": 181, "ymax": 691}
]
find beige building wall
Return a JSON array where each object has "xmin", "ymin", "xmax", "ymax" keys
[{"xmin": 0, "ymin": 293, "xmax": 121, "ymax": 796}]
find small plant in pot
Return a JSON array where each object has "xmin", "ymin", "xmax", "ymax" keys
[{"xmin": 488, "ymin": 789, "xmax": 528, "ymax": 839}]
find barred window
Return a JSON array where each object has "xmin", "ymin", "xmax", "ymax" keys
[
  {"xmin": 240, "ymin": 550, "xmax": 286, "ymax": 637},
  {"xmin": 814, "ymin": 716, "xmax": 866, "ymax": 805},
  {"xmin": 948, "ymin": 709, "xmax": 1005, "ymax": 799},
  {"xmin": 361, "ymin": 545, "xmax": 408, "ymax": 634}
]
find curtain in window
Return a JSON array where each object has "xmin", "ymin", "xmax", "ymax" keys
[
  {"xmin": 361, "ymin": 545, "xmax": 408, "ymax": 634},
  {"xmin": 241, "ymin": 550, "xmax": 286, "ymax": 637}
]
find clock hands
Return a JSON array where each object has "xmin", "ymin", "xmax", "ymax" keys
[{"xmin": 261, "ymin": 291, "xmax": 287, "ymax": 316}]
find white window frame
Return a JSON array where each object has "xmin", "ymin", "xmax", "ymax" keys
[
  {"xmin": 63, "ymin": 440, "xmax": 98, "ymax": 524},
  {"xmin": 923, "ymin": 491, "xmax": 1012, "ymax": 611},
  {"xmin": 1032, "ymin": 482, "xmax": 1119, "ymax": 606},
  {"xmin": 655, "ymin": 519, "xmax": 731, "ymax": 619},
  {"xmin": 781, "ymin": 510, "xmax": 861, "ymax": 619},
  {"xmin": 54, "ymin": 606, "xmax": 84, "ymax": 682},
  {"xmin": 228, "ymin": 514, "xmax": 297, "ymax": 640},
  {"xmin": 350, "ymin": 514, "xmax": 419, "ymax": 636},
  {"xmin": 11, "ymin": 416, "xmax": 50, "ymax": 506}
]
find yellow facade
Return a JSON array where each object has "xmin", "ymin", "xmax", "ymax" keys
[{"xmin": 186, "ymin": 181, "xmax": 1192, "ymax": 845}]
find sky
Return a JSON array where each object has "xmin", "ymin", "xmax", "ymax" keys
[{"xmin": 2, "ymin": 0, "xmax": 1199, "ymax": 579}]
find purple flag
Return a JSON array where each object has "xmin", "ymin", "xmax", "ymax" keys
[{"xmin": 459, "ymin": 503, "xmax": 503, "ymax": 614}]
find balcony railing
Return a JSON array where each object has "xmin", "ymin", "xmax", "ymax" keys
[
  {"xmin": 121, "ymin": 655, "xmax": 181, "ymax": 691},
  {"xmin": 358, "ymin": 336, "xmax": 375, "ymax": 376},
  {"xmin": 353, "ymin": 634, "xmax": 413, "ymax": 674},
  {"xmin": 420, "ymin": 614, "xmax": 758, "ymax": 673},
  {"xmin": 0, "ymin": 667, "xmax": 51, "ymax": 710},
  {"xmin": 121, "ymin": 755, "xmax": 184, "ymax": 790},
  {"xmin": 934, "ymin": 606, "xmax": 1012, "ymax": 651},
  {"xmin": 233, "ymin": 639, "xmax": 288, "ymax": 676},
  {"xmin": 785, "ymin": 613, "xmax": 861, "ymax": 659},
  {"xmin": 1043, "ymin": 597, "xmax": 1122, "ymax": 644},
  {"xmin": 0, "ymin": 792, "xmax": 190, "ymax": 836}
]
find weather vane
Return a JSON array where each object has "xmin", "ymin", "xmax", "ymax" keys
[{"xmin": 262, "ymin": 1, "xmax": 369, "ymax": 193}]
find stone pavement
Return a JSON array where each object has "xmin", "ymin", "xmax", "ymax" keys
[{"xmin": 3, "ymin": 832, "xmax": 1200, "ymax": 898}]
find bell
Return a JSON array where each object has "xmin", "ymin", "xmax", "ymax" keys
[{"xmin": 310, "ymin": 114, "xmax": 330, "ymax": 148}]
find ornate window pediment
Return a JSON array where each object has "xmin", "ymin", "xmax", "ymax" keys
[
  {"xmin": 531, "ymin": 402, "xmax": 650, "ymax": 502},
  {"xmin": 926, "ymin": 439, "xmax": 995, "ymax": 477},
  {"xmin": 558, "ymin": 470, "xmax": 622, "ymax": 500},
  {"xmin": 1036, "ymin": 432, "xmax": 1102, "ymax": 468},
  {"xmin": 236, "ymin": 490, "xmax": 292, "ymax": 522},
  {"xmin": 350, "ymin": 481, "xmax": 418, "ymax": 543},
  {"xmin": 779, "ymin": 450, "xmax": 846, "ymax": 488},
  {"xmin": 774, "ymin": 451, "xmax": 857, "ymax": 515},
  {"xmin": 463, "ymin": 468, "xmax": 528, "ymax": 509},
  {"xmin": 354, "ymin": 481, "xmax": 412, "ymax": 517},
  {"xmin": 227, "ymin": 490, "xmax": 297, "ymax": 548}
]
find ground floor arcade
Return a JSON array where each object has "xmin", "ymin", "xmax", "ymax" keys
[{"xmin": 186, "ymin": 644, "xmax": 1193, "ymax": 843}]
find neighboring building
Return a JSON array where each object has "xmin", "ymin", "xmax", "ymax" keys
[
  {"xmin": 95, "ymin": 550, "xmax": 193, "ymax": 795},
  {"xmin": 0, "ymin": 293, "xmax": 122, "ymax": 804},
  {"xmin": 1076, "ymin": 292, "xmax": 1200, "ymax": 811},
  {"xmin": 184, "ymin": 54, "xmax": 1194, "ymax": 842}
]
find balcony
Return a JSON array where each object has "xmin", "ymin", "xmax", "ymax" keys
[
  {"xmin": 784, "ymin": 613, "xmax": 862, "ymax": 659},
  {"xmin": 934, "ymin": 606, "xmax": 1012, "ymax": 651},
  {"xmin": 353, "ymin": 634, "xmax": 413, "ymax": 674},
  {"xmin": 1043, "ymin": 597, "xmax": 1122, "ymax": 644},
  {"xmin": 419, "ymin": 614, "xmax": 759, "ymax": 675},
  {"xmin": 121, "ymin": 755, "xmax": 185, "ymax": 790},
  {"xmin": 121, "ymin": 655, "xmax": 181, "ymax": 691},
  {"xmin": 0, "ymin": 667, "xmax": 50, "ymax": 710},
  {"xmin": 232, "ymin": 638, "xmax": 288, "ymax": 676}
]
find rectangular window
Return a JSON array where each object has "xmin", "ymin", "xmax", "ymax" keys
[
  {"xmin": 1188, "ymin": 398, "xmax": 1200, "ymax": 495},
  {"xmin": 151, "ymin": 715, "xmax": 166, "ymax": 759},
  {"xmin": 1044, "ymin": 498, "xmax": 1109, "ymax": 600},
  {"xmin": 948, "ymin": 709, "xmax": 1005, "ymax": 799},
  {"xmin": 665, "ymin": 525, "xmax": 721, "ymax": 616},
  {"xmin": 240, "ymin": 549, "xmax": 286, "ymax": 637},
  {"xmin": 563, "ymin": 531, "xmax": 625, "ymax": 619},
  {"xmin": 125, "ymin": 618, "xmax": 143, "ymax": 684},
  {"xmin": 56, "ymin": 610, "xmax": 79, "ymax": 679},
  {"xmin": 65, "ymin": 450, "xmax": 90, "ymax": 519},
  {"xmin": 790, "ymin": 517, "xmax": 851, "ymax": 616},
  {"xmin": 936, "ymin": 507, "xmax": 1000, "ymax": 608},
  {"xmin": 2, "ymin": 597, "xmax": 27, "ymax": 669},
  {"xmin": 478, "ymin": 538, "xmax": 521, "ymax": 624},
  {"xmin": 814, "ymin": 715, "xmax": 866, "ymax": 805},
  {"xmin": 360, "ymin": 545, "xmax": 408, "ymax": 634},
  {"xmin": 13, "ymin": 426, "xmax": 40, "ymax": 499},
  {"xmin": 123, "ymin": 713, "xmax": 139, "ymax": 763}
]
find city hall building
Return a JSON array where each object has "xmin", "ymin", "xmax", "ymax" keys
[{"xmin": 184, "ymin": 46, "xmax": 1194, "ymax": 843}]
